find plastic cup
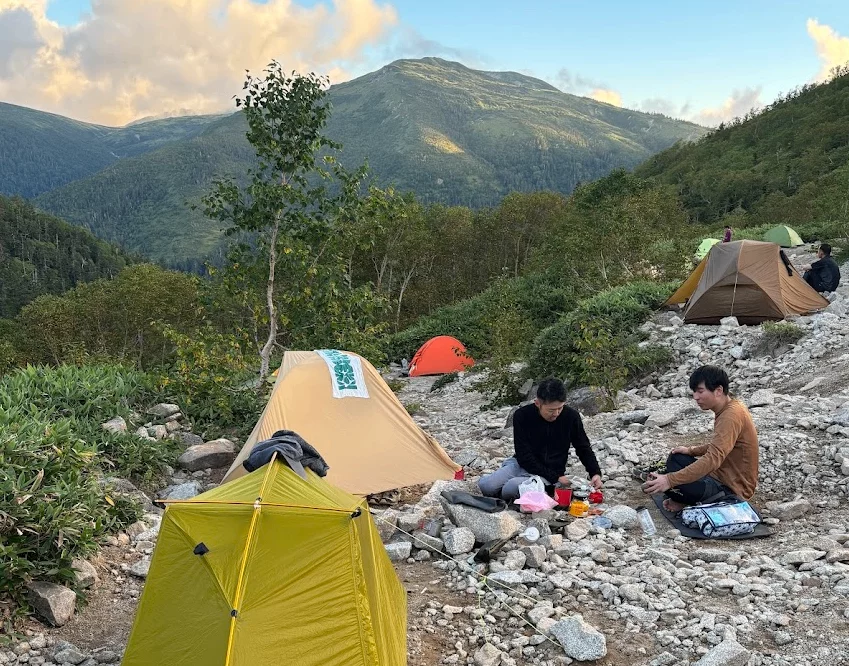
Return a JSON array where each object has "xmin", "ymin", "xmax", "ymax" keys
[{"xmin": 554, "ymin": 488, "xmax": 572, "ymax": 507}]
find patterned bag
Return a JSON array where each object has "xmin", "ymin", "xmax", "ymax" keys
[{"xmin": 681, "ymin": 500, "xmax": 761, "ymax": 538}]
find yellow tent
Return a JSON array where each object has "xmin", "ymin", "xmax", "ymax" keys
[
  {"xmin": 122, "ymin": 459, "xmax": 407, "ymax": 666},
  {"xmin": 223, "ymin": 350, "xmax": 460, "ymax": 495}
]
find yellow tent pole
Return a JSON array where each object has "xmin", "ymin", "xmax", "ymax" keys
[{"xmin": 223, "ymin": 457, "xmax": 278, "ymax": 666}]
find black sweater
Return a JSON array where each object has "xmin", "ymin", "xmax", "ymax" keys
[
  {"xmin": 512, "ymin": 404, "xmax": 601, "ymax": 483},
  {"xmin": 806, "ymin": 256, "xmax": 841, "ymax": 292}
]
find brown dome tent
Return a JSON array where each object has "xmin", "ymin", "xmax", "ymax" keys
[{"xmin": 666, "ymin": 240, "xmax": 829, "ymax": 324}]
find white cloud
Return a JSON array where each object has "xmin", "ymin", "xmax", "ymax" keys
[
  {"xmin": 692, "ymin": 86, "xmax": 762, "ymax": 126},
  {"xmin": 806, "ymin": 18, "xmax": 849, "ymax": 81},
  {"xmin": 0, "ymin": 0, "xmax": 398, "ymax": 125},
  {"xmin": 588, "ymin": 88, "xmax": 622, "ymax": 107}
]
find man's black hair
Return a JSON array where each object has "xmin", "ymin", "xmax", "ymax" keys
[
  {"xmin": 688, "ymin": 365, "xmax": 729, "ymax": 394},
  {"xmin": 536, "ymin": 377, "xmax": 568, "ymax": 403},
  {"xmin": 820, "ymin": 243, "xmax": 832, "ymax": 256}
]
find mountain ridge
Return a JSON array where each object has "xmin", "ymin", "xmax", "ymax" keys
[{"xmin": 3, "ymin": 58, "xmax": 707, "ymax": 261}]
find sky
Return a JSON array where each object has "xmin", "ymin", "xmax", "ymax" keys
[{"xmin": 1, "ymin": 0, "xmax": 848, "ymax": 126}]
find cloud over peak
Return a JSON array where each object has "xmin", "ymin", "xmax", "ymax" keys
[{"xmin": 0, "ymin": 0, "xmax": 398, "ymax": 125}]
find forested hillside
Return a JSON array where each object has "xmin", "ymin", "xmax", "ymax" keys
[
  {"xmin": 31, "ymin": 58, "xmax": 704, "ymax": 261},
  {"xmin": 0, "ymin": 102, "xmax": 224, "ymax": 198},
  {"xmin": 0, "ymin": 195, "xmax": 133, "ymax": 317},
  {"xmin": 636, "ymin": 64, "xmax": 849, "ymax": 235}
]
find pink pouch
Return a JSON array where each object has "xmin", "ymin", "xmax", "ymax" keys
[{"xmin": 514, "ymin": 491, "xmax": 558, "ymax": 513}]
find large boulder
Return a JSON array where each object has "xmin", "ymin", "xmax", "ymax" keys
[
  {"xmin": 27, "ymin": 582, "xmax": 76, "ymax": 627},
  {"xmin": 549, "ymin": 614, "xmax": 607, "ymax": 661},
  {"xmin": 162, "ymin": 481, "xmax": 203, "ymax": 501},
  {"xmin": 177, "ymin": 439, "xmax": 236, "ymax": 471},
  {"xmin": 618, "ymin": 410, "xmax": 650, "ymax": 425},
  {"xmin": 384, "ymin": 542, "xmax": 412, "ymax": 562},
  {"xmin": 603, "ymin": 505, "xmax": 638, "ymax": 529},
  {"xmin": 693, "ymin": 638, "xmax": 750, "ymax": 666},
  {"xmin": 768, "ymin": 499, "xmax": 812, "ymax": 520},
  {"xmin": 566, "ymin": 387, "xmax": 608, "ymax": 417},
  {"xmin": 441, "ymin": 502, "xmax": 522, "ymax": 543}
]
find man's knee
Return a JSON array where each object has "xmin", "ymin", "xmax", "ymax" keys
[
  {"xmin": 666, "ymin": 452, "xmax": 696, "ymax": 471},
  {"xmin": 478, "ymin": 473, "xmax": 502, "ymax": 498}
]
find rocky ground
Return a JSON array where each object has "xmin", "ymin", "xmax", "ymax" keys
[{"xmin": 6, "ymin": 251, "xmax": 849, "ymax": 666}]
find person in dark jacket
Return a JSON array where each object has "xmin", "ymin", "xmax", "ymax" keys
[
  {"xmin": 478, "ymin": 377, "xmax": 602, "ymax": 502},
  {"xmin": 723, "ymin": 226, "xmax": 733, "ymax": 243},
  {"xmin": 802, "ymin": 244, "xmax": 841, "ymax": 292}
]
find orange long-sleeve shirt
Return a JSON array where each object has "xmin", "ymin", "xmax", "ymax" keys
[{"xmin": 666, "ymin": 399, "xmax": 759, "ymax": 500}]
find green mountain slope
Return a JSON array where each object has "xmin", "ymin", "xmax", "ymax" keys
[
  {"xmin": 31, "ymin": 58, "xmax": 705, "ymax": 261},
  {"xmin": 635, "ymin": 68, "xmax": 849, "ymax": 232},
  {"xmin": 0, "ymin": 102, "xmax": 224, "ymax": 198},
  {"xmin": 0, "ymin": 195, "xmax": 133, "ymax": 317}
]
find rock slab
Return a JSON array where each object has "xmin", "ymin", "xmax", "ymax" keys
[
  {"xmin": 693, "ymin": 638, "xmax": 750, "ymax": 666},
  {"xmin": 549, "ymin": 614, "xmax": 607, "ymax": 661},
  {"xmin": 178, "ymin": 439, "xmax": 236, "ymax": 471},
  {"xmin": 442, "ymin": 502, "xmax": 521, "ymax": 543},
  {"xmin": 27, "ymin": 582, "xmax": 76, "ymax": 627},
  {"xmin": 443, "ymin": 527, "xmax": 476, "ymax": 555}
]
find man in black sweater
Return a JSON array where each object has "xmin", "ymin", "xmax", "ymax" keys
[
  {"xmin": 802, "ymin": 244, "xmax": 841, "ymax": 293},
  {"xmin": 478, "ymin": 377, "xmax": 602, "ymax": 502}
]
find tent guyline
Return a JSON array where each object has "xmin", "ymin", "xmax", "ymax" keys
[{"xmin": 373, "ymin": 514, "xmax": 562, "ymax": 650}]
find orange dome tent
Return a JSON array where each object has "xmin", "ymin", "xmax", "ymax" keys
[{"xmin": 409, "ymin": 335, "xmax": 474, "ymax": 377}]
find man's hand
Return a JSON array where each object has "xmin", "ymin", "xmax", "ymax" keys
[
  {"xmin": 642, "ymin": 473, "xmax": 671, "ymax": 495},
  {"xmin": 557, "ymin": 475, "xmax": 571, "ymax": 486},
  {"xmin": 802, "ymin": 264, "xmax": 812, "ymax": 272},
  {"xmin": 589, "ymin": 474, "xmax": 603, "ymax": 490},
  {"xmin": 670, "ymin": 446, "xmax": 690, "ymax": 455}
]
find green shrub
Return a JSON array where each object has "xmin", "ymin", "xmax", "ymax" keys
[
  {"xmin": 385, "ymin": 274, "xmax": 574, "ymax": 362},
  {"xmin": 753, "ymin": 321, "xmax": 806, "ymax": 357},
  {"xmin": 0, "ymin": 364, "xmax": 167, "ymax": 613},
  {"xmin": 430, "ymin": 372, "xmax": 459, "ymax": 392},
  {"xmin": 155, "ymin": 323, "xmax": 263, "ymax": 437},
  {"xmin": 404, "ymin": 402, "xmax": 422, "ymax": 415},
  {"xmin": 528, "ymin": 282, "xmax": 675, "ymax": 404}
]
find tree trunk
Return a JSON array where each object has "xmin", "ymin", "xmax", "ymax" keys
[
  {"xmin": 395, "ymin": 266, "xmax": 416, "ymax": 331},
  {"xmin": 258, "ymin": 219, "xmax": 280, "ymax": 380}
]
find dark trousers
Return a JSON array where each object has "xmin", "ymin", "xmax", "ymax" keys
[{"xmin": 665, "ymin": 453, "xmax": 733, "ymax": 505}]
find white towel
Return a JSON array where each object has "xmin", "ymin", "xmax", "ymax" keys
[{"xmin": 316, "ymin": 349, "xmax": 369, "ymax": 399}]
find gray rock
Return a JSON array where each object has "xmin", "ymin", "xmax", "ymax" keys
[
  {"xmin": 165, "ymin": 420, "xmax": 182, "ymax": 433},
  {"xmin": 101, "ymin": 416, "xmax": 126, "ymax": 434},
  {"xmin": 566, "ymin": 387, "xmax": 608, "ymax": 417},
  {"xmin": 695, "ymin": 549, "xmax": 733, "ymax": 563},
  {"xmin": 71, "ymin": 559, "xmax": 98, "ymax": 588},
  {"xmin": 720, "ymin": 316, "xmax": 740, "ymax": 328},
  {"xmin": 618, "ymin": 410, "xmax": 650, "ymax": 425},
  {"xmin": 443, "ymin": 527, "xmax": 476, "ymax": 555},
  {"xmin": 177, "ymin": 439, "xmax": 236, "ymax": 471},
  {"xmin": 134, "ymin": 426, "xmax": 154, "ymax": 440},
  {"xmin": 178, "ymin": 432, "xmax": 204, "ymax": 447},
  {"xmin": 92, "ymin": 649, "xmax": 119, "ymax": 664},
  {"xmin": 603, "ymin": 505, "xmax": 638, "ymax": 529},
  {"xmin": 770, "ymin": 499, "xmax": 812, "ymax": 520},
  {"xmin": 397, "ymin": 511, "xmax": 425, "ymax": 533},
  {"xmin": 831, "ymin": 408, "xmax": 849, "ymax": 427},
  {"xmin": 148, "ymin": 424, "xmax": 169, "ymax": 440},
  {"xmin": 748, "ymin": 389, "xmax": 774, "ymax": 407},
  {"xmin": 487, "ymin": 570, "xmax": 541, "ymax": 585},
  {"xmin": 566, "ymin": 519, "xmax": 591, "ymax": 541},
  {"xmin": 782, "ymin": 549, "xmax": 825, "ymax": 565},
  {"xmin": 163, "ymin": 481, "xmax": 202, "ymax": 501},
  {"xmin": 442, "ymin": 502, "xmax": 522, "ymax": 543},
  {"xmin": 129, "ymin": 557, "xmax": 151, "ymax": 579},
  {"xmin": 549, "ymin": 614, "xmax": 607, "ymax": 661},
  {"xmin": 826, "ymin": 549, "xmax": 849, "ymax": 563},
  {"xmin": 474, "ymin": 643, "xmax": 503, "ymax": 666},
  {"xmin": 147, "ymin": 403, "xmax": 181, "ymax": 419},
  {"xmin": 522, "ymin": 545, "xmax": 547, "ymax": 568},
  {"xmin": 27, "ymin": 582, "xmax": 76, "ymax": 627},
  {"xmin": 52, "ymin": 643, "xmax": 87, "ymax": 665},
  {"xmin": 411, "ymin": 531, "xmax": 443, "ymax": 554},
  {"xmin": 692, "ymin": 638, "xmax": 750, "ymax": 666},
  {"xmin": 374, "ymin": 509, "xmax": 398, "ymax": 542},
  {"xmin": 504, "ymin": 550, "xmax": 527, "ymax": 570},
  {"xmin": 384, "ymin": 542, "xmax": 412, "ymax": 562}
]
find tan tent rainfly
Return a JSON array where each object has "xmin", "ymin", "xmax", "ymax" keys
[
  {"xmin": 223, "ymin": 350, "xmax": 460, "ymax": 495},
  {"xmin": 666, "ymin": 240, "xmax": 828, "ymax": 324}
]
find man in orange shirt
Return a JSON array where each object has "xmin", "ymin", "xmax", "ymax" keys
[{"xmin": 642, "ymin": 366, "xmax": 759, "ymax": 513}]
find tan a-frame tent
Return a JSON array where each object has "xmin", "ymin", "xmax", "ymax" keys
[
  {"xmin": 223, "ymin": 350, "xmax": 460, "ymax": 495},
  {"xmin": 666, "ymin": 240, "xmax": 829, "ymax": 324}
]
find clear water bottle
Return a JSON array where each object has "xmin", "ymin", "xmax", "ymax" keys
[{"xmin": 636, "ymin": 506, "xmax": 657, "ymax": 537}]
